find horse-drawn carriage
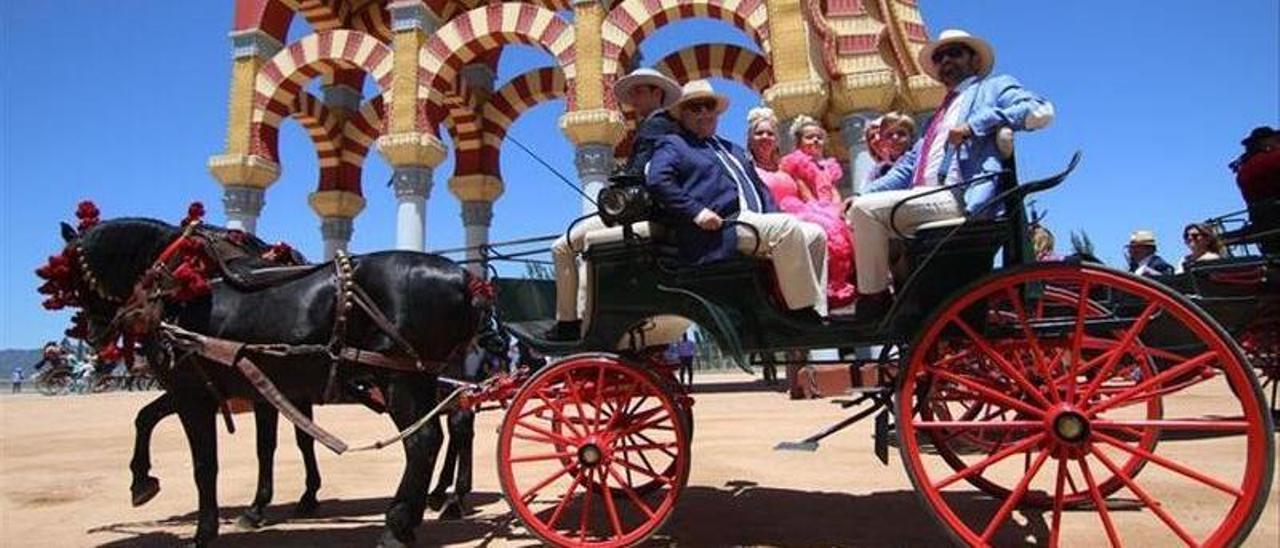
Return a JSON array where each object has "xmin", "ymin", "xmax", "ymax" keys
[
  {"xmin": 476, "ymin": 135, "xmax": 1277, "ymax": 546},
  {"xmin": 35, "ymin": 131, "xmax": 1276, "ymax": 546}
]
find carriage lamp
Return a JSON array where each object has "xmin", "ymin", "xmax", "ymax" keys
[{"xmin": 598, "ymin": 182, "xmax": 651, "ymax": 228}]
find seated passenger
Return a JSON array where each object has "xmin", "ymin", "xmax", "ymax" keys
[
  {"xmin": 865, "ymin": 111, "xmax": 918, "ymax": 185},
  {"xmin": 848, "ymin": 29, "xmax": 1055, "ymax": 320},
  {"xmin": 1180, "ymin": 222, "xmax": 1225, "ymax": 271},
  {"xmin": 779, "ymin": 116, "xmax": 857, "ymax": 309},
  {"xmin": 647, "ymin": 80, "xmax": 829, "ymax": 319},
  {"xmin": 1031, "ymin": 224, "xmax": 1062, "ymax": 262},
  {"xmin": 748, "ymin": 108, "xmax": 855, "ymax": 310},
  {"xmin": 545, "ymin": 68, "xmax": 683, "ymax": 341},
  {"xmin": 1126, "ymin": 230, "xmax": 1175, "ymax": 277}
]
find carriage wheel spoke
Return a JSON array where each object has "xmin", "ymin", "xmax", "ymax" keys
[
  {"xmin": 617, "ymin": 411, "xmax": 674, "ymax": 438},
  {"xmin": 931, "ymin": 369, "xmax": 1045, "ymax": 418},
  {"xmin": 1088, "ymin": 351, "xmax": 1219, "ymax": 416},
  {"xmin": 615, "ymin": 456, "xmax": 673, "ymax": 485},
  {"xmin": 1079, "ymin": 457, "xmax": 1122, "ymax": 548},
  {"xmin": 510, "ymin": 451, "xmax": 577, "ymax": 464},
  {"xmin": 1077, "ymin": 302, "xmax": 1162, "ymax": 405},
  {"xmin": 1090, "ymin": 447, "xmax": 1199, "ymax": 546},
  {"xmin": 631, "ymin": 430, "xmax": 679, "ymax": 459},
  {"xmin": 512, "ymin": 431, "xmax": 565, "ymax": 445},
  {"xmin": 1096, "ymin": 432, "xmax": 1242, "ymax": 496},
  {"xmin": 1093, "ymin": 419, "xmax": 1249, "ymax": 432},
  {"xmin": 564, "ymin": 373, "xmax": 592, "ymax": 434},
  {"xmin": 515, "ymin": 419, "xmax": 576, "ymax": 447},
  {"xmin": 953, "ymin": 317, "xmax": 1054, "ymax": 409},
  {"xmin": 1068, "ymin": 280, "xmax": 1094, "ymax": 401},
  {"xmin": 616, "ymin": 441, "xmax": 681, "ymax": 454},
  {"xmin": 521, "ymin": 464, "xmax": 575, "ymax": 504},
  {"xmin": 597, "ymin": 467, "xmax": 625, "ymax": 539},
  {"xmin": 607, "ymin": 464, "xmax": 657, "ymax": 519},
  {"xmin": 1004, "ymin": 287, "xmax": 1058, "ymax": 404},
  {"xmin": 981, "ymin": 448, "xmax": 1051, "ymax": 542},
  {"xmin": 578, "ymin": 465, "xmax": 594, "ymax": 541},
  {"xmin": 934, "ymin": 433, "xmax": 1046, "ymax": 490},
  {"xmin": 1050, "ymin": 458, "xmax": 1068, "ymax": 548},
  {"xmin": 913, "ymin": 420, "xmax": 1041, "ymax": 430},
  {"xmin": 547, "ymin": 471, "xmax": 585, "ymax": 530},
  {"xmin": 536, "ymin": 393, "xmax": 584, "ymax": 439},
  {"xmin": 593, "ymin": 365, "xmax": 607, "ymax": 429},
  {"xmin": 604, "ymin": 381, "xmax": 641, "ymax": 432}
]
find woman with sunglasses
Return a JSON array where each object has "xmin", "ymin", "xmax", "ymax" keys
[{"xmin": 1181, "ymin": 222, "xmax": 1225, "ymax": 271}]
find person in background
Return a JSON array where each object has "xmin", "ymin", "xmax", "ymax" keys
[
  {"xmin": 1233, "ymin": 126, "xmax": 1279, "ymax": 254},
  {"xmin": 1180, "ymin": 222, "xmax": 1225, "ymax": 271},
  {"xmin": 1126, "ymin": 230, "xmax": 1175, "ymax": 277},
  {"xmin": 865, "ymin": 112, "xmax": 918, "ymax": 184},
  {"xmin": 676, "ymin": 333, "xmax": 696, "ymax": 390},
  {"xmin": 1031, "ymin": 224, "xmax": 1061, "ymax": 261},
  {"xmin": 11, "ymin": 367, "xmax": 24, "ymax": 394}
]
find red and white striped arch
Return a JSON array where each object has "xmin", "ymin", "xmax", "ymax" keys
[
  {"xmin": 348, "ymin": 0, "xmax": 392, "ymax": 43},
  {"xmin": 653, "ymin": 43, "xmax": 772, "ymax": 92},
  {"xmin": 339, "ymin": 95, "xmax": 386, "ymax": 180},
  {"xmin": 418, "ymin": 3, "xmax": 576, "ymax": 125},
  {"xmin": 478, "ymin": 66, "xmax": 567, "ymax": 175},
  {"xmin": 234, "ymin": 0, "xmax": 348, "ymax": 43},
  {"xmin": 251, "ymin": 29, "xmax": 393, "ymax": 160},
  {"xmin": 602, "ymin": 0, "xmax": 770, "ymax": 105}
]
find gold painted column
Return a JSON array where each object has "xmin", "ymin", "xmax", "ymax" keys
[
  {"xmin": 561, "ymin": 0, "xmax": 628, "ymax": 214},
  {"xmin": 309, "ymin": 190, "xmax": 367, "ymax": 260},
  {"xmin": 449, "ymin": 175, "xmax": 503, "ymax": 275},
  {"xmin": 379, "ymin": 0, "xmax": 447, "ymax": 250},
  {"xmin": 208, "ymin": 29, "xmax": 284, "ymax": 234}
]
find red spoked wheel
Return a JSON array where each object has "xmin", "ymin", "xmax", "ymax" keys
[
  {"xmin": 1238, "ymin": 319, "xmax": 1279, "ymax": 419},
  {"xmin": 498, "ymin": 354, "xmax": 690, "ymax": 547},
  {"xmin": 898, "ymin": 263, "xmax": 1275, "ymax": 547}
]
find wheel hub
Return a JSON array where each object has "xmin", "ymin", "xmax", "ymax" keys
[
  {"xmin": 577, "ymin": 443, "xmax": 605, "ymax": 467},
  {"xmin": 1048, "ymin": 408, "xmax": 1090, "ymax": 444}
]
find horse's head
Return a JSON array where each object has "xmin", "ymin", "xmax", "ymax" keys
[{"xmin": 39, "ymin": 213, "xmax": 180, "ymax": 348}]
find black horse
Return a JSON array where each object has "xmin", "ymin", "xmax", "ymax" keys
[
  {"xmin": 56, "ymin": 217, "xmax": 487, "ymax": 547},
  {"xmin": 122, "ymin": 223, "xmax": 326, "ymax": 530}
]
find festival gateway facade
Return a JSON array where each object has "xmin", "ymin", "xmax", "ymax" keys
[{"xmin": 208, "ymin": 0, "xmax": 943, "ymax": 261}]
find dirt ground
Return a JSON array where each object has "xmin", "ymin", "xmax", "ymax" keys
[{"xmin": 1, "ymin": 371, "xmax": 1276, "ymax": 547}]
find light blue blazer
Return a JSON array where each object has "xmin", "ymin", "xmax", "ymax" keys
[{"xmin": 864, "ymin": 74, "xmax": 1055, "ymax": 217}]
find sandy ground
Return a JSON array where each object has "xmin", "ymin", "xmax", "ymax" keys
[{"xmin": 1, "ymin": 372, "xmax": 1276, "ymax": 547}]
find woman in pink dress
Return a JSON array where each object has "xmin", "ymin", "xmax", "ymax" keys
[{"xmin": 747, "ymin": 109, "xmax": 856, "ymax": 310}]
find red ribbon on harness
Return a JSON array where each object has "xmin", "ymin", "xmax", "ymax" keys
[{"xmin": 468, "ymin": 278, "xmax": 497, "ymax": 302}]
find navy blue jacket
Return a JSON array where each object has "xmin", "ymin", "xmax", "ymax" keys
[
  {"xmin": 623, "ymin": 110, "xmax": 680, "ymax": 176},
  {"xmin": 645, "ymin": 131, "xmax": 778, "ymax": 264}
]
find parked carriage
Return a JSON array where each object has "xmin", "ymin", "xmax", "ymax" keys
[{"xmin": 475, "ymin": 132, "xmax": 1277, "ymax": 546}]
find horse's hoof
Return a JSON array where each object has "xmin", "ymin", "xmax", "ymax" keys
[
  {"xmin": 426, "ymin": 492, "xmax": 447, "ymax": 512},
  {"xmin": 130, "ymin": 477, "xmax": 161, "ymax": 507},
  {"xmin": 376, "ymin": 530, "xmax": 410, "ymax": 548},
  {"xmin": 234, "ymin": 511, "xmax": 265, "ymax": 531},
  {"xmin": 439, "ymin": 500, "xmax": 464, "ymax": 521},
  {"xmin": 293, "ymin": 497, "xmax": 319, "ymax": 518}
]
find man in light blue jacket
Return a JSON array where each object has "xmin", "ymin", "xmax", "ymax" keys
[{"xmin": 849, "ymin": 29, "xmax": 1054, "ymax": 319}]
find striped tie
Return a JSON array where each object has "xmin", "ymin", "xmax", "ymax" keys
[{"xmin": 711, "ymin": 140, "xmax": 762, "ymax": 212}]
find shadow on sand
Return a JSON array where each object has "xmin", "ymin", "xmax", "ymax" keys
[{"xmin": 86, "ymin": 481, "xmax": 1124, "ymax": 547}]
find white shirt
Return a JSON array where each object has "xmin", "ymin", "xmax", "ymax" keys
[{"xmin": 919, "ymin": 76, "xmax": 980, "ymax": 186}]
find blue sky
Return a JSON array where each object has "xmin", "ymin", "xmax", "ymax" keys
[{"xmin": 1, "ymin": 1, "xmax": 1277, "ymax": 348}]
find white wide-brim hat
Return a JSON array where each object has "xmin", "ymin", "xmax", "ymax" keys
[
  {"xmin": 612, "ymin": 67, "xmax": 682, "ymax": 109},
  {"xmin": 1127, "ymin": 230, "xmax": 1158, "ymax": 247},
  {"xmin": 670, "ymin": 79, "xmax": 729, "ymax": 116},
  {"xmin": 919, "ymin": 29, "xmax": 995, "ymax": 82}
]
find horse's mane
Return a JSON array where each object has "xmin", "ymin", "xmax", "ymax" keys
[{"xmin": 78, "ymin": 218, "xmax": 181, "ymax": 300}]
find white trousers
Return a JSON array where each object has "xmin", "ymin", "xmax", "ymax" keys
[
  {"xmin": 735, "ymin": 211, "xmax": 828, "ymax": 315},
  {"xmin": 848, "ymin": 187, "xmax": 964, "ymax": 294},
  {"xmin": 553, "ymin": 212, "xmax": 829, "ymax": 320}
]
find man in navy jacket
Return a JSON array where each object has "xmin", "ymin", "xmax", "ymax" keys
[{"xmin": 646, "ymin": 80, "xmax": 828, "ymax": 318}]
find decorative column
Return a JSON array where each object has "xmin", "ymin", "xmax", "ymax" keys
[
  {"xmin": 392, "ymin": 167, "xmax": 432, "ymax": 250},
  {"xmin": 309, "ymin": 190, "xmax": 366, "ymax": 260},
  {"xmin": 223, "ymin": 186, "xmax": 265, "ymax": 233},
  {"xmin": 576, "ymin": 143, "xmax": 614, "ymax": 214},
  {"xmin": 838, "ymin": 110, "xmax": 881, "ymax": 195},
  {"xmin": 764, "ymin": 81, "xmax": 829, "ymax": 153},
  {"xmin": 560, "ymin": 113, "xmax": 627, "ymax": 214},
  {"xmin": 209, "ymin": 29, "xmax": 283, "ymax": 233},
  {"xmin": 461, "ymin": 200, "xmax": 494, "ymax": 276},
  {"xmin": 378, "ymin": 0, "xmax": 446, "ymax": 250}
]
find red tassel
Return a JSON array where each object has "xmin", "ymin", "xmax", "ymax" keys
[
  {"xmin": 76, "ymin": 201, "xmax": 101, "ymax": 231},
  {"xmin": 183, "ymin": 201, "xmax": 206, "ymax": 227}
]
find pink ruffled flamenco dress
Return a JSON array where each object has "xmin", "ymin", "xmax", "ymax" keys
[{"xmin": 757, "ymin": 151, "xmax": 857, "ymax": 309}]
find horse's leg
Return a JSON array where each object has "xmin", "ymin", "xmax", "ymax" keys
[
  {"xmin": 377, "ymin": 378, "xmax": 444, "ymax": 548},
  {"xmin": 130, "ymin": 393, "xmax": 174, "ymax": 506},
  {"xmin": 293, "ymin": 400, "xmax": 321, "ymax": 517},
  {"xmin": 176, "ymin": 396, "xmax": 221, "ymax": 546},
  {"xmin": 440, "ymin": 408, "xmax": 475, "ymax": 520},
  {"xmin": 236, "ymin": 401, "xmax": 278, "ymax": 530},
  {"xmin": 426, "ymin": 414, "xmax": 456, "ymax": 513}
]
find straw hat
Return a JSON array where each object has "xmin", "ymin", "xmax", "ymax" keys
[
  {"xmin": 670, "ymin": 79, "xmax": 729, "ymax": 116},
  {"xmin": 1127, "ymin": 230, "xmax": 1158, "ymax": 247},
  {"xmin": 612, "ymin": 68, "xmax": 681, "ymax": 108},
  {"xmin": 919, "ymin": 29, "xmax": 995, "ymax": 82}
]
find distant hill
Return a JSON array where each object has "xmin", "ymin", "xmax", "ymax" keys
[{"xmin": 1, "ymin": 348, "xmax": 45, "ymax": 377}]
